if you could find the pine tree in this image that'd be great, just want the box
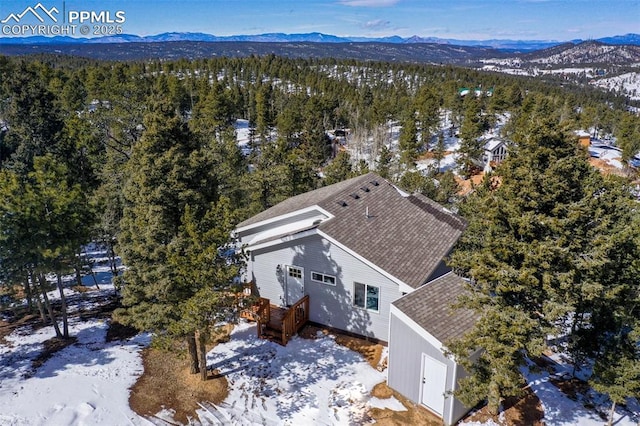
[433,131,447,172]
[0,155,94,338]
[458,95,487,177]
[323,150,353,185]
[376,145,393,180]
[415,87,441,147]
[615,113,640,166]
[590,330,640,426]
[434,170,459,206]
[167,200,244,380]
[397,170,437,198]
[448,98,640,415]
[116,99,228,375]
[1,62,65,174]
[398,114,419,168]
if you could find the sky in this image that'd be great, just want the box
[0,0,638,41]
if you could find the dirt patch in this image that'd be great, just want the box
[334,334,383,369]
[455,172,487,196]
[550,376,591,401]
[0,313,42,345]
[29,336,77,373]
[589,157,628,177]
[129,338,229,424]
[461,385,544,426]
[368,382,442,426]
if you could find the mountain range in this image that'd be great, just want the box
[2,31,640,52]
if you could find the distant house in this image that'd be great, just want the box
[236,172,476,424]
[459,87,494,98]
[575,130,591,147]
[482,138,508,169]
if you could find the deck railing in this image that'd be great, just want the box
[280,295,310,345]
[254,297,271,338]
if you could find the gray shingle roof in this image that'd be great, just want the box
[237,176,366,228]
[393,272,478,344]
[238,172,466,288]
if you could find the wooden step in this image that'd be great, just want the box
[261,326,284,345]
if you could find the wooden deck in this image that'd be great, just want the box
[267,305,287,331]
[242,295,310,345]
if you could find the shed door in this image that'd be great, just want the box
[420,353,447,416]
[285,265,304,306]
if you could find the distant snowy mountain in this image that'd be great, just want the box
[1,31,639,51]
[597,33,640,45]
[523,41,640,65]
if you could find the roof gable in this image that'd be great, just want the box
[392,272,478,344]
[238,172,466,289]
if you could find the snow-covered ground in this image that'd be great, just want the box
[1,280,638,425]
[520,357,639,426]
[0,243,396,425]
[0,283,151,426]
[0,303,392,425]
[588,142,625,168]
[197,322,389,425]
[591,72,640,101]
[235,119,252,156]
[2,313,638,426]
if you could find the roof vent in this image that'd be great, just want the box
[337,200,348,207]
[313,219,322,225]
[361,186,370,193]
[350,193,360,199]
[370,180,379,186]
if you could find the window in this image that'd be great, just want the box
[288,267,302,279]
[311,271,336,286]
[353,282,379,312]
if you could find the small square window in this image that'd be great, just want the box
[288,267,302,279]
[354,282,379,312]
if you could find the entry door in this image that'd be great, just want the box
[420,354,448,416]
[285,265,304,306]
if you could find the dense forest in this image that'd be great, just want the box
[0,53,638,418]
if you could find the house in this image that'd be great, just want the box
[235,172,477,424]
[482,137,508,169]
[575,130,591,147]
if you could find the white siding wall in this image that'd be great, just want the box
[249,233,403,341]
[387,311,470,425]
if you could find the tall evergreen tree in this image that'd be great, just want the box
[323,150,353,185]
[0,155,94,337]
[457,95,487,177]
[448,98,640,415]
[398,114,419,168]
[415,87,441,147]
[116,99,234,375]
[376,144,393,180]
[615,113,640,166]
[1,62,65,174]
[433,131,447,172]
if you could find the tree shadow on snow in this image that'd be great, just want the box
[206,322,372,421]
[32,322,146,379]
